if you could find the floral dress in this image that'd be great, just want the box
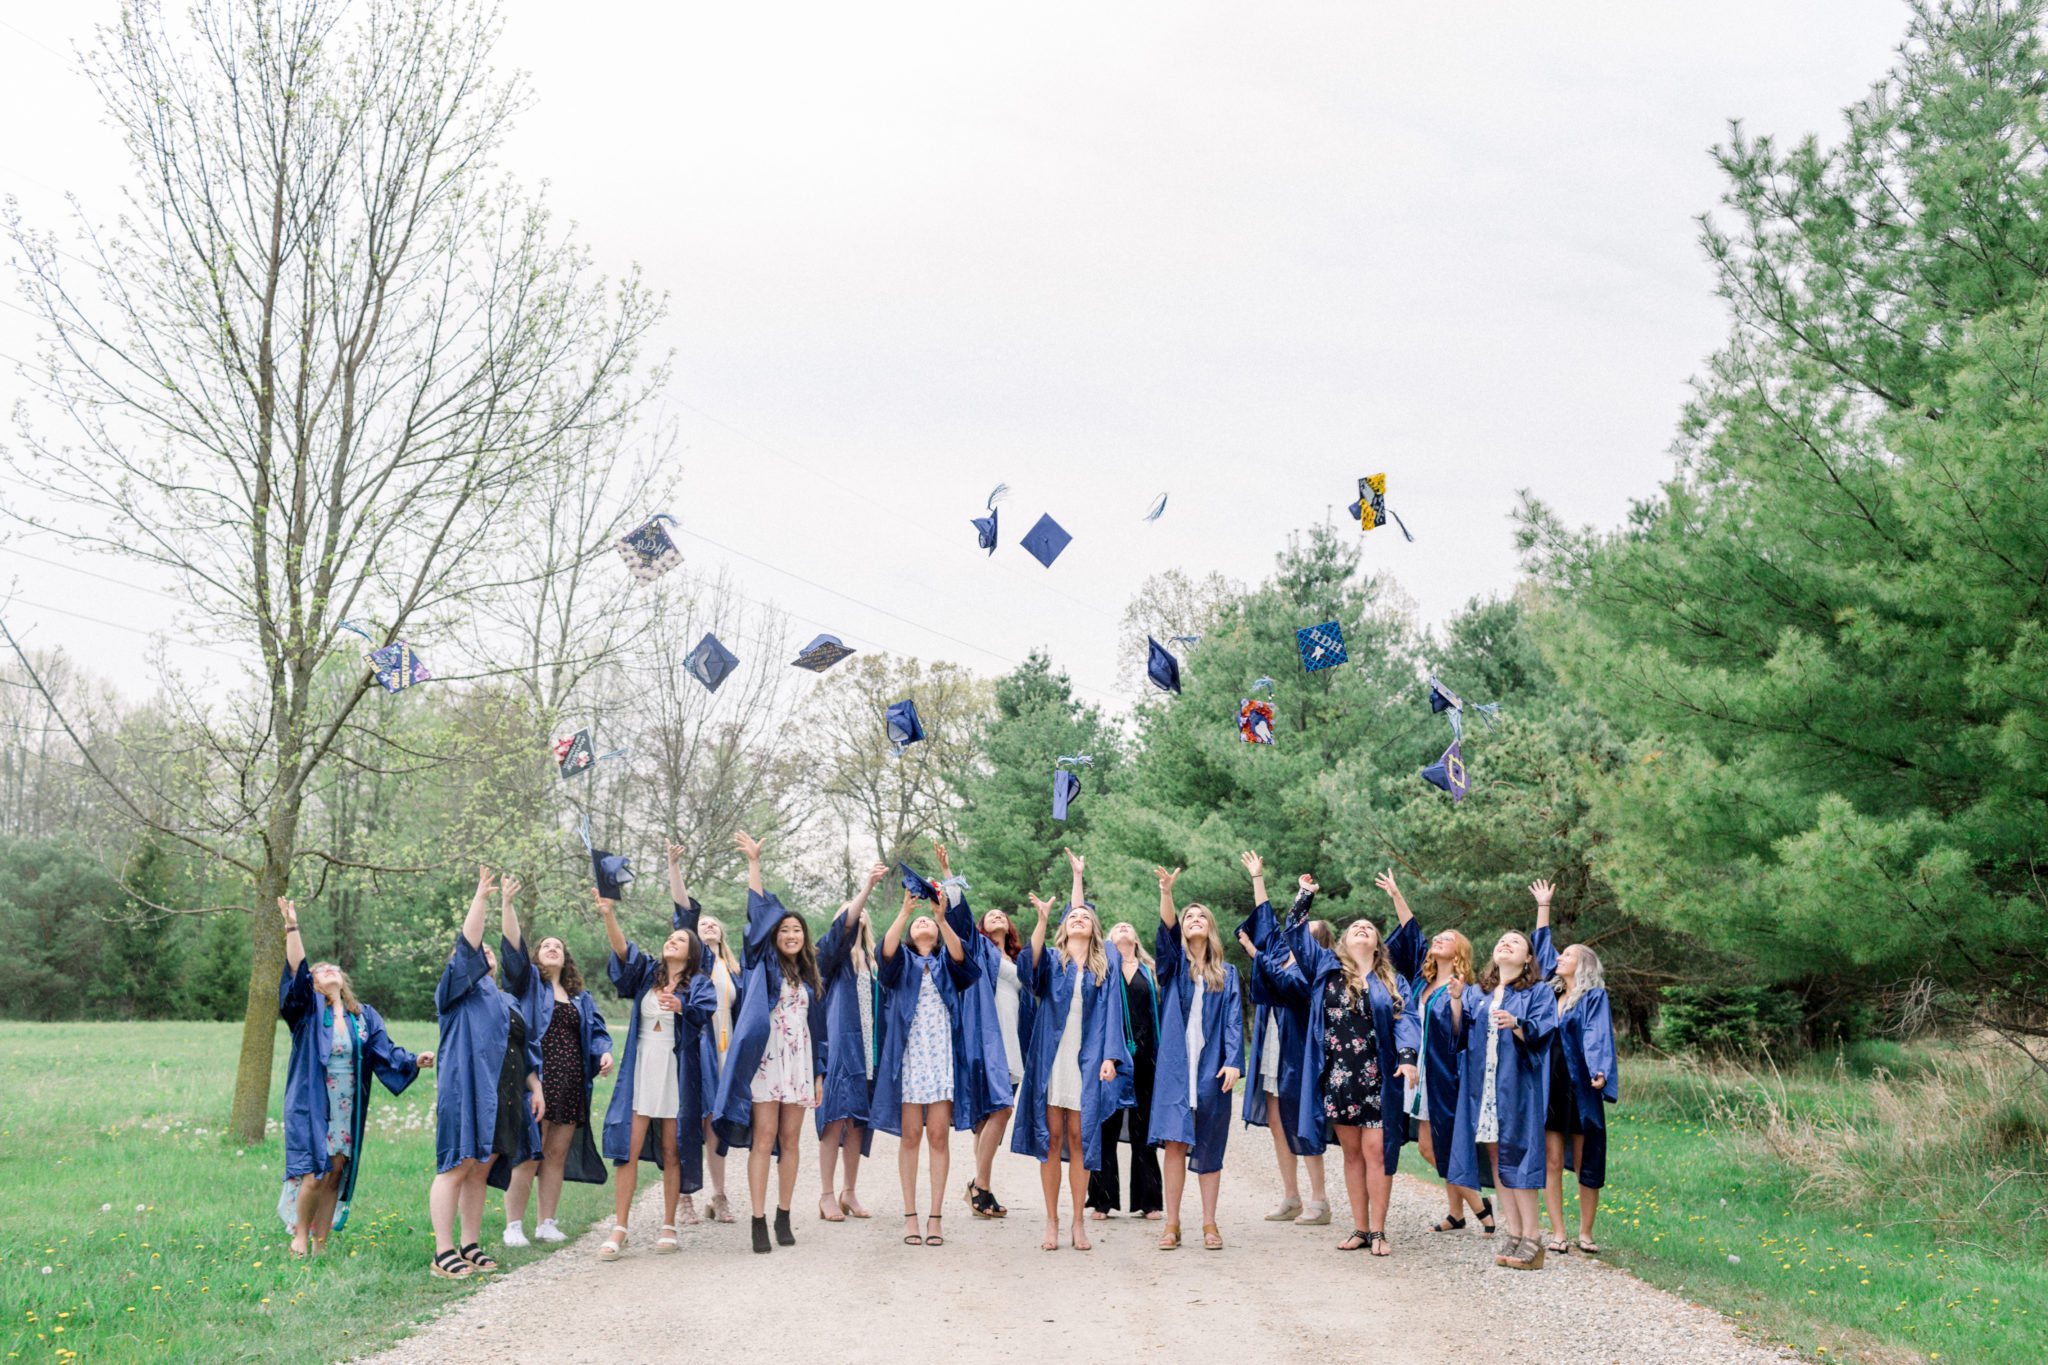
[1320,977,1383,1127]
[899,957,955,1105]
[750,977,816,1106]
[322,1007,361,1162]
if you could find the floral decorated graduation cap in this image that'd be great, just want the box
[616,513,684,583]
[791,634,857,672]
[553,729,628,780]
[1145,636,1182,695]
[1019,513,1073,569]
[1348,474,1414,541]
[1420,739,1468,802]
[1239,677,1276,745]
[683,632,740,693]
[1296,620,1348,672]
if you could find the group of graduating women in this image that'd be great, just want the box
[273,833,1619,1277]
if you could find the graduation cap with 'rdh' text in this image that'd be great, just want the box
[886,698,924,755]
[1019,514,1073,569]
[1420,739,1468,803]
[791,634,857,672]
[684,632,740,694]
[1145,636,1182,695]
[1296,621,1348,672]
[616,514,684,583]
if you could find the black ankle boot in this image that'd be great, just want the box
[751,1215,772,1254]
[774,1207,795,1246]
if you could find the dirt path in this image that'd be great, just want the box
[358,1144,1796,1365]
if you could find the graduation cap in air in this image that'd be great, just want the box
[1142,493,1168,522]
[1347,474,1414,542]
[1019,514,1072,569]
[580,815,636,898]
[1238,678,1276,745]
[616,514,684,584]
[1296,620,1348,672]
[1420,739,1469,803]
[886,698,924,755]
[1145,636,1182,695]
[897,861,940,902]
[366,641,430,693]
[972,483,1007,556]
[792,634,857,672]
[1052,753,1092,822]
[684,632,740,694]
[1428,674,1463,714]
[554,730,628,780]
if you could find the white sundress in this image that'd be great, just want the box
[1045,966,1087,1112]
[995,956,1023,1084]
[1260,1004,1283,1096]
[899,957,955,1105]
[1476,984,1506,1143]
[855,959,876,1081]
[632,990,681,1119]
[750,977,815,1105]
[1185,977,1207,1111]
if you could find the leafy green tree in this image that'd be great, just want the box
[92,839,185,1020]
[0,839,122,1020]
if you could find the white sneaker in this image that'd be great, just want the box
[534,1219,566,1243]
[501,1220,530,1247]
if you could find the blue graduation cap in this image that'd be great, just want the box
[1052,753,1091,821]
[579,815,636,897]
[1019,514,1072,569]
[886,698,924,754]
[1142,493,1168,522]
[897,861,940,902]
[367,641,430,693]
[1296,621,1348,672]
[1428,674,1463,714]
[554,730,627,780]
[1145,636,1181,695]
[1420,740,1468,802]
[684,632,740,693]
[792,634,857,672]
[616,514,684,583]
[972,483,1006,555]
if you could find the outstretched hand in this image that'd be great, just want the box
[667,841,687,869]
[864,860,889,890]
[1239,851,1263,879]
[1154,866,1180,892]
[933,841,951,879]
[277,897,298,930]
[1064,846,1084,875]
[1236,929,1257,957]
[474,865,497,898]
[1529,879,1555,907]
[1298,873,1319,896]
[734,830,763,862]
[499,875,521,906]
[1374,869,1400,899]
[1027,891,1055,920]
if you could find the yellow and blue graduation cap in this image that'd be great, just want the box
[1145,636,1182,695]
[1420,739,1468,802]
[971,484,1006,555]
[684,632,740,693]
[1052,753,1091,821]
[579,815,636,898]
[792,634,857,672]
[1019,514,1072,569]
[616,513,684,583]
[1296,620,1347,672]
[886,698,924,755]
[1348,474,1415,542]
[897,861,940,902]
[341,621,430,693]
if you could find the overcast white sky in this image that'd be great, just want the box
[0,1,1907,706]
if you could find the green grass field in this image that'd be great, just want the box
[0,1021,619,1365]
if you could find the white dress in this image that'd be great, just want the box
[1185,977,1207,1111]
[1476,985,1505,1143]
[632,990,680,1119]
[1045,967,1086,1112]
[750,977,815,1105]
[1260,1006,1283,1096]
[899,958,955,1105]
[994,956,1023,1084]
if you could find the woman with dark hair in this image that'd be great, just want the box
[924,843,1017,1223]
[1085,918,1160,1223]
[277,896,430,1258]
[686,874,743,1224]
[711,830,827,1254]
[1450,901,1560,1271]
[813,859,888,1223]
[594,883,711,1260]
[966,902,1029,1218]
[1149,867,1244,1251]
[500,889,612,1249]
[1234,852,1332,1228]
[1542,936,1617,1255]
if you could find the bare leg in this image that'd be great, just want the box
[310,1160,345,1248]
[899,1103,926,1239]
[1575,1134,1601,1243]
[504,1158,538,1231]
[1266,1117,1300,1201]
[1506,1185,1540,1248]
[1063,1110,1090,1249]
[537,1122,574,1224]
[659,1120,683,1226]
[1161,1140,1189,1229]
[818,1119,846,1219]
[774,1102,805,1213]
[1197,1168,1222,1227]
[702,1117,728,1202]
[458,1161,489,1248]
[615,1115,651,1228]
[1543,1130,1569,1247]
[925,1100,953,1239]
[841,1124,866,1212]
[1303,1151,1327,1204]
[974,1105,1012,1201]
[1362,1127,1391,1252]
[1038,1108,1063,1251]
[1336,1126,1368,1233]
[291,1173,322,1255]
[747,1102,779,1218]
[428,1161,477,1255]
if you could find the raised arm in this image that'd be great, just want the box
[1239,850,1267,908]
[499,874,523,952]
[1285,873,1318,928]
[1026,890,1053,968]
[1066,846,1085,909]
[461,866,494,949]
[1375,869,1413,926]
[882,888,915,959]
[667,841,693,911]
[737,829,764,896]
[844,860,886,929]
[1155,865,1181,928]
[279,897,304,974]
[1529,879,1559,977]
[597,889,628,960]
[934,894,969,965]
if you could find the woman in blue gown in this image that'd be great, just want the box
[931,843,1020,1220]
[1449,919,1559,1270]
[1542,936,1618,1256]
[1010,848,1131,1253]
[1233,851,1331,1226]
[276,897,430,1258]
[812,860,888,1222]
[1398,910,1491,1236]
[1149,867,1244,1251]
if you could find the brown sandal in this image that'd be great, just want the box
[1202,1223,1223,1250]
[1157,1224,1181,1250]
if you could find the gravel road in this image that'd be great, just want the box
[355,1143,1801,1365]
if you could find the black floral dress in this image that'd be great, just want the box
[540,1001,588,1127]
[1321,977,1384,1127]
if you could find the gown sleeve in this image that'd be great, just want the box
[1221,967,1246,1073]
[1282,916,1339,990]
[608,943,657,1001]
[944,940,980,990]
[586,996,613,1064]
[279,960,314,1023]
[1386,916,1425,984]
[1531,924,1559,980]
[878,942,908,990]
[742,889,789,968]
[1234,898,1278,955]
[943,883,977,942]
[359,1003,421,1095]
[1580,988,1618,1100]
[816,913,854,982]
[1514,982,1560,1052]
[680,973,717,1029]
[1394,989,1422,1058]
[1100,943,1131,1076]
[672,896,702,936]
[1023,941,1053,999]
[1255,946,1312,1009]
[434,934,490,1015]
[1154,919,1185,989]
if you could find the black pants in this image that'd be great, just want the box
[1086,1109,1162,1214]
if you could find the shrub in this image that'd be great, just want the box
[1656,984,1804,1056]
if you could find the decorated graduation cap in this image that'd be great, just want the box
[1142,492,1168,522]
[886,698,924,755]
[1052,753,1092,822]
[1239,677,1276,745]
[340,621,430,693]
[579,815,636,898]
[1424,669,1500,744]
[1145,636,1182,695]
[897,861,941,903]
[791,634,857,672]
[971,484,1007,556]
[1347,474,1414,542]
[1420,739,1469,803]
[553,729,628,781]
[1428,674,1463,714]
[1019,513,1073,569]
[684,632,740,694]
[1296,620,1348,672]
[616,513,684,583]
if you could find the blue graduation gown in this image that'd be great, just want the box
[278,962,418,1228]
[711,889,827,1149]
[870,942,979,1135]
[1148,923,1244,1174]
[1558,986,1619,1128]
[813,910,880,1150]
[1273,917,1414,1177]
[601,943,715,1187]
[1403,970,1475,1182]
[1233,899,1325,1155]
[943,887,1019,1128]
[501,937,612,1185]
[1448,980,1558,1190]
[670,897,743,1149]
[433,935,512,1173]
[1010,938,1132,1171]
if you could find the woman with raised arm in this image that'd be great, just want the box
[711,830,827,1254]
[1085,921,1161,1222]
[277,897,430,1258]
[687,874,743,1224]
[919,842,1019,1222]
[814,859,888,1223]
[1149,867,1245,1251]
[1234,852,1332,1228]
[593,880,712,1260]
[499,878,613,1248]
[1449,897,1561,1270]
[966,903,1028,1219]
[1011,848,1132,1252]
[428,867,540,1279]
[1542,937,1618,1256]
[874,855,980,1247]
[1398,890,1492,1238]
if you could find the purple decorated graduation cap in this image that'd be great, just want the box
[1019,514,1072,569]
[684,632,740,693]
[1420,739,1468,802]
[886,698,924,754]
[616,513,683,584]
[792,634,857,672]
[897,861,940,902]
[367,641,430,693]
[1296,620,1347,672]
[1145,636,1182,695]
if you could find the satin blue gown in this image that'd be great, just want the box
[433,934,513,1174]
[813,910,881,1150]
[602,942,716,1187]
[943,886,1019,1128]
[501,937,612,1185]
[1147,922,1244,1174]
[1010,936,1132,1171]
[278,961,419,1228]
[711,889,828,1149]
[1234,896,1326,1156]
[870,942,978,1134]
[1448,979,1558,1191]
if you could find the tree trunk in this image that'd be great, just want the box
[230,818,297,1142]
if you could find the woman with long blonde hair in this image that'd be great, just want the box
[1086,920,1161,1221]
[1011,848,1132,1252]
[1542,939,1616,1255]
[1149,867,1244,1251]
[687,892,742,1223]
[812,859,888,1223]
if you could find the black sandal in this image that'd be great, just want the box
[925,1215,944,1247]
[903,1213,923,1245]
[970,1184,1005,1219]
[430,1248,473,1279]
[1477,1199,1497,1235]
[458,1242,498,1273]
[1337,1229,1369,1251]
[1367,1230,1390,1256]
[1431,1215,1466,1233]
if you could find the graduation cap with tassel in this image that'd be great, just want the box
[616,513,684,583]
[1239,676,1277,745]
[554,729,629,781]
[886,698,924,757]
[971,483,1007,556]
[1348,474,1414,542]
[1052,753,1092,822]
[579,814,635,898]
